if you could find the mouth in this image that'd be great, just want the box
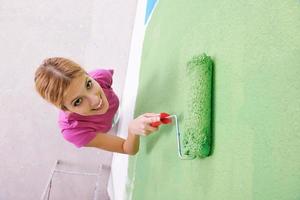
[92,102,103,111]
[92,95,104,111]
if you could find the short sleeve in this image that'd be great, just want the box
[88,69,114,89]
[61,128,97,148]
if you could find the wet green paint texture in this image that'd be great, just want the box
[127,1,300,200]
[182,54,213,158]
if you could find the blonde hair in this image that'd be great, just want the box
[34,57,86,111]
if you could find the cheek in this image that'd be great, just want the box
[93,81,102,92]
[72,102,89,113]
[77,107,91,115]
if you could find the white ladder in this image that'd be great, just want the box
[40,160,110,200]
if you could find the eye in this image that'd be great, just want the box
[87,79,93,89]
[74,98,82,107]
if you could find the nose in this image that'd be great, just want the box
[89,94,100,108]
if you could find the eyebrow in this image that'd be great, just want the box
[70,77,89,105]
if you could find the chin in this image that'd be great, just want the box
[74,104,108,116]
[88,107,109,116]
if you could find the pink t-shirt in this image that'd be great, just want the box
[58,69,119,148]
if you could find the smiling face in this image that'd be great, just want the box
[62,73,109,116]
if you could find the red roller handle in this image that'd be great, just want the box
[150,112,172,127]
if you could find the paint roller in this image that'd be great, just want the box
[151,53,213,159]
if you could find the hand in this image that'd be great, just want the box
[128,113,161,136]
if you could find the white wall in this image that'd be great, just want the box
[0,0,137,199]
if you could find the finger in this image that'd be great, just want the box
[145,124,159,132]
[150,121,161,127]
[138,130,147,136]
[144,116,161,124]
[143,130,152,136]
[143,113,160,118]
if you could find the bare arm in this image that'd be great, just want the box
[84,113,160,155]
[84,132,140,155]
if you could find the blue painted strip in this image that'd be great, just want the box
[145,0,158,24]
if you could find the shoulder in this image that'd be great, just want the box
[59,122,97,148]
[88,68,114,77]
[58,111,97,148]
[88,69,114,89]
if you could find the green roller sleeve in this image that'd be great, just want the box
[182,53,213,158]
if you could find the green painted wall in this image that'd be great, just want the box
[128,1,300,199]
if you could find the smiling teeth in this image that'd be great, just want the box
[94,100,102,109]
